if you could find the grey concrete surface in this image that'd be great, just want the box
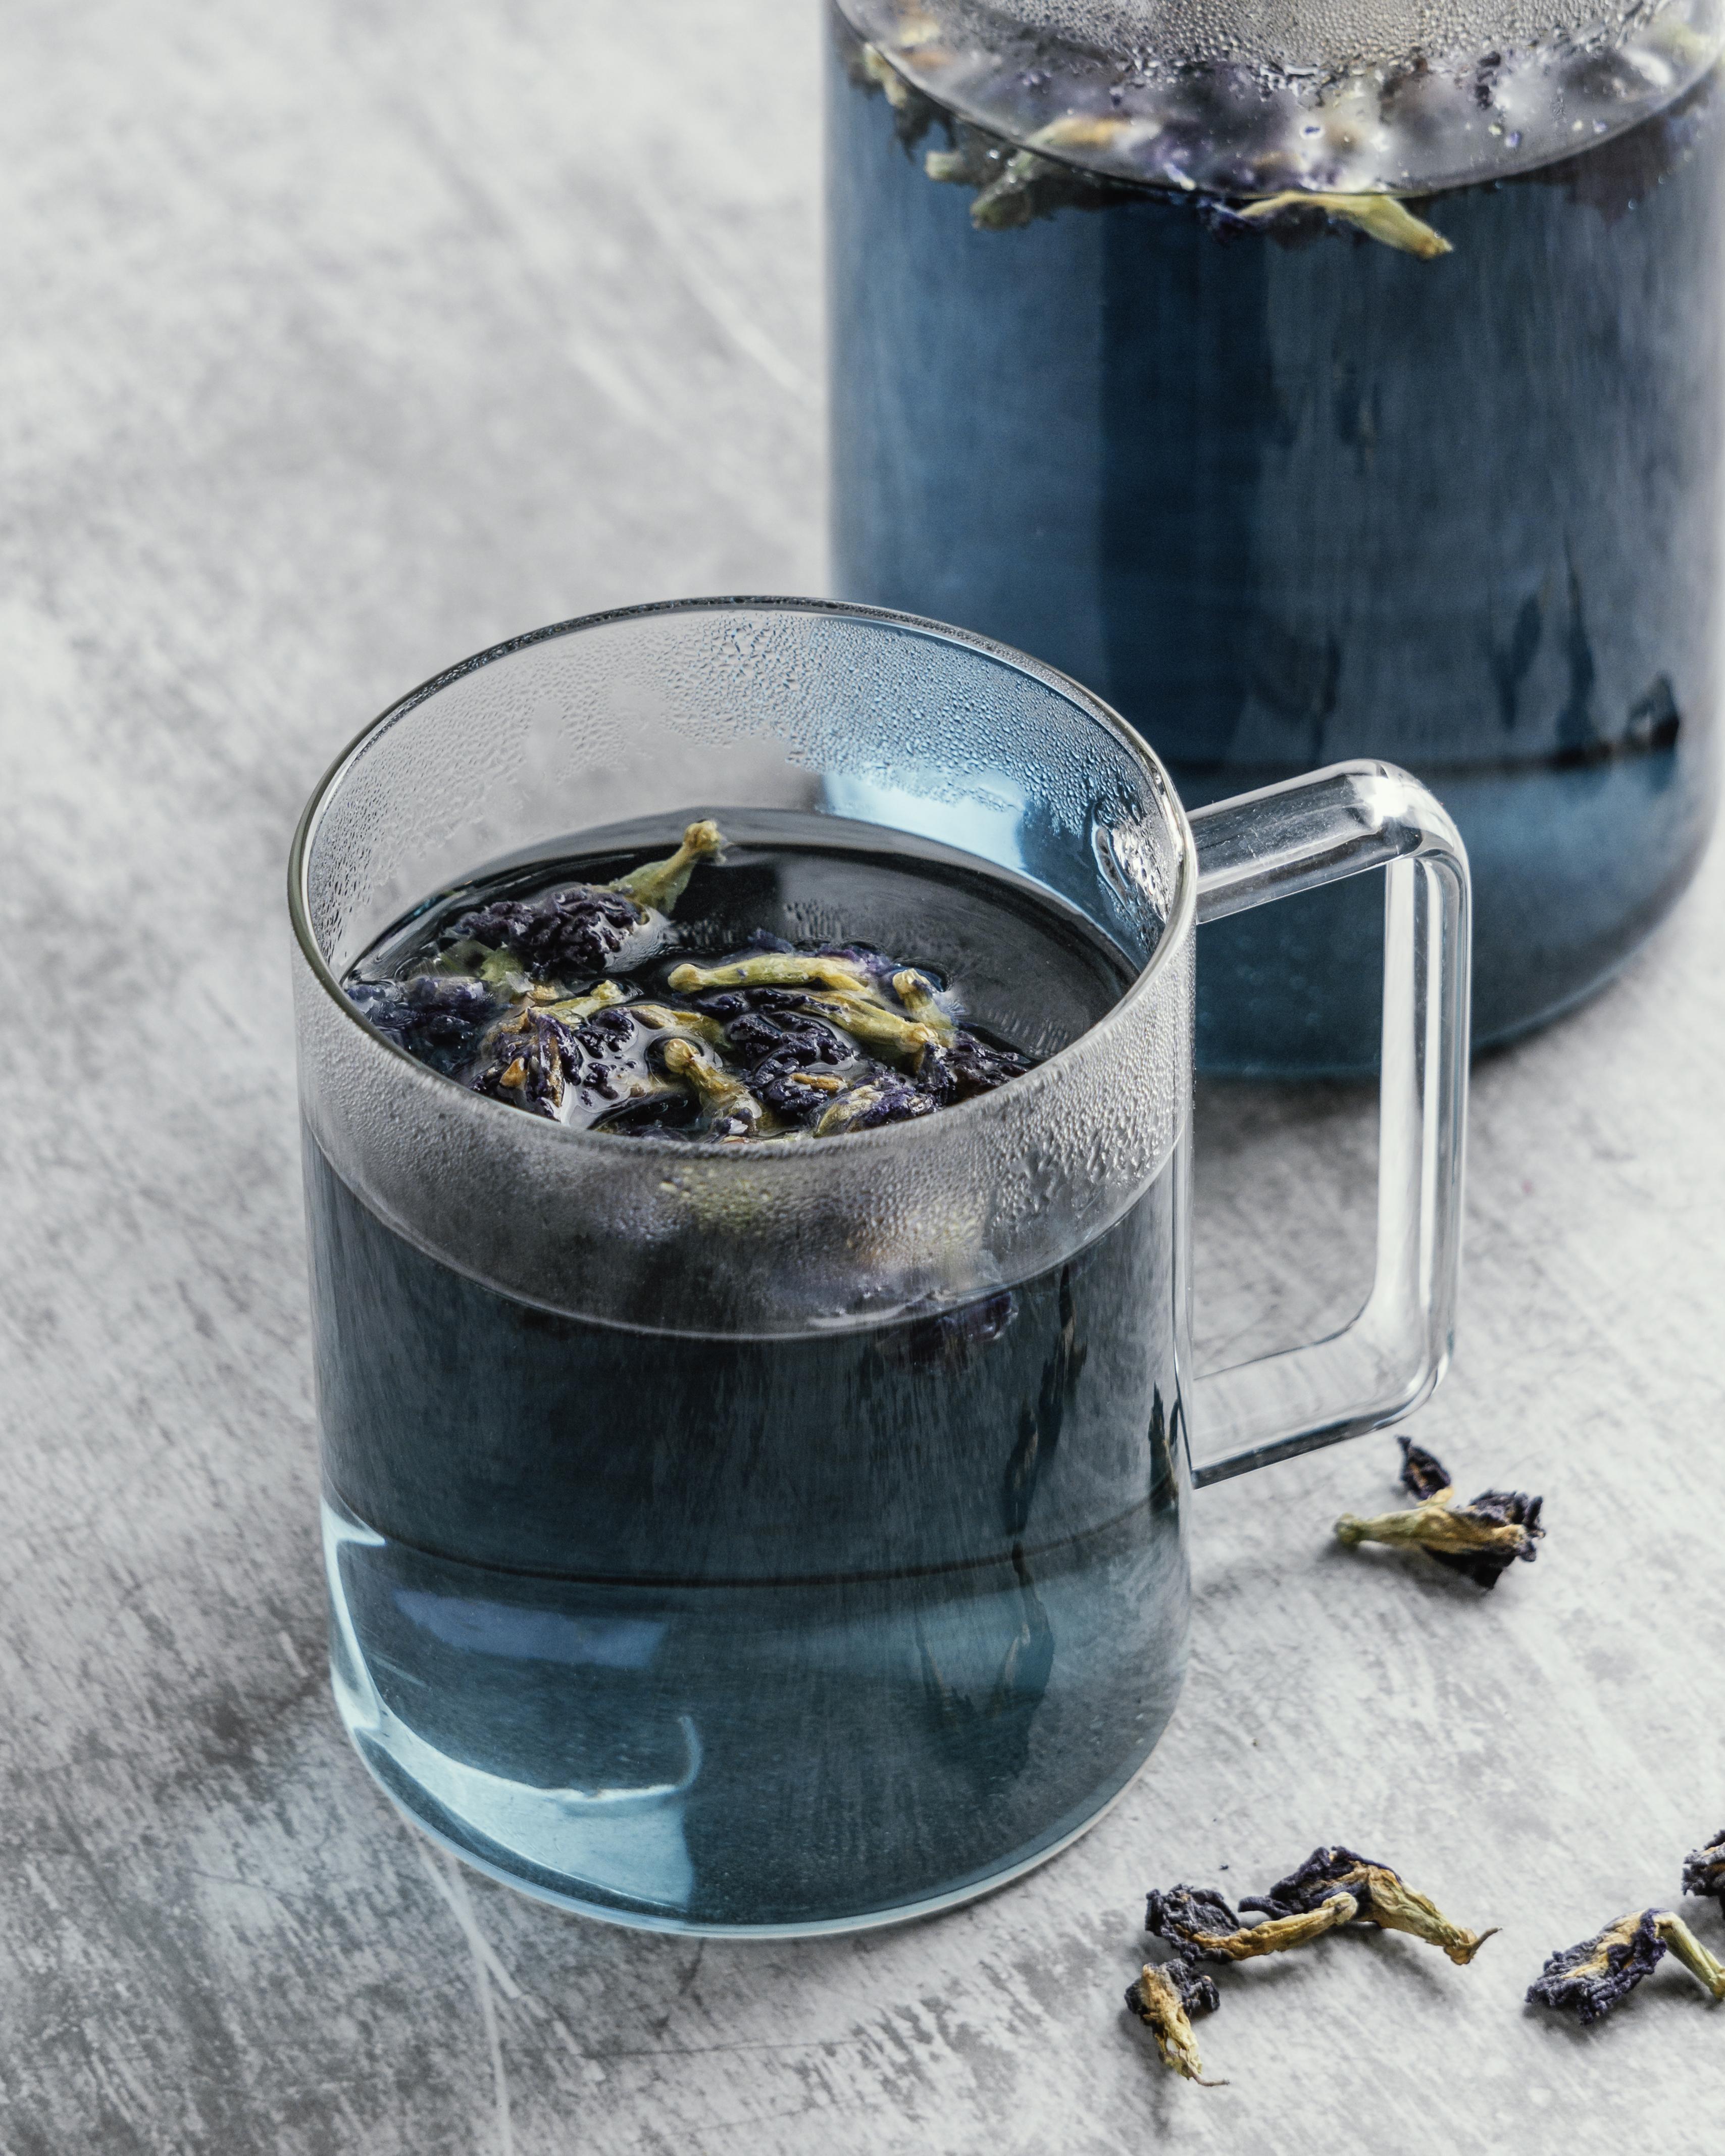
[2,3,1721,2150]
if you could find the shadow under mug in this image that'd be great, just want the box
[289,597,1469,1935]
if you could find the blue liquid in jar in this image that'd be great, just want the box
[828,18,1725,1072]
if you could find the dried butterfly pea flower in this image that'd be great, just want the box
[659,1038,767,1140]
[917,1032,1031,1106]
[445,823,724,983]
[1528,1910,1725,2025]
[1233,191,1453,260]
[346,975,495,1067]
[607,819,724,914]
[1397,1437,1452,1503]
[668,953,874,996]
[1125,1959,1225,2086]
[444,888,642,982]
[1145,1883,1358,1963]
[813,1074,937,1135]
[524,980,627,1027]
[630,1002,731,1050]
[798,994,937,1067]
[1682,1828,1725,1914]
[719,1008,853,1121]
[1659,1913,1725,2000]
[472,1009,578,1119]
[892,968,957,1042]
[1240,1847,1496,1965]
[1335,1440,1544,1589]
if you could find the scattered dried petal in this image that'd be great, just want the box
[1125,1960,1225,2085]
[1397,1437,1454,1503]
[1146,1883,1357,1963]
[1527,1910,1667,2025]
[1682,1828,1725,1915]
[1242,1847,1496,1966]
[1336,1446,1544,1589]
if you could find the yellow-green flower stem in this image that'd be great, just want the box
[1127,1967,1225,2086]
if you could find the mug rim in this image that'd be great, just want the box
[287,593,1198,1160]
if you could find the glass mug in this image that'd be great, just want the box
[289,597,1468,1935]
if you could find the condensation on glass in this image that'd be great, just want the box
[290,599,1468,1932]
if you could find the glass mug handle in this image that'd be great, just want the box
[1184,761,1472,1486]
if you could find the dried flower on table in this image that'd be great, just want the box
[1145,1882,1358,1962]
[1334,1438,1545,1588]
[1527,1909,1725,2024]
[1396,1438,1452,1502]
[1683,1828,1725,1915]
[1658,1913,1725,1999]
[1241,1846,1497,1965]
[1125,1958,1224,2085]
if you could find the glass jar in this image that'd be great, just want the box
[828,0,1725,1071]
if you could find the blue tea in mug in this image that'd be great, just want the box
[311,819,1186,1931]
[290,601,1466,1936]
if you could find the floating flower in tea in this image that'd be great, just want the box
[345,974,496,1070]
[344,820,1045,1142]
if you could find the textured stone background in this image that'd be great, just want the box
[2,2,1721,2149]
